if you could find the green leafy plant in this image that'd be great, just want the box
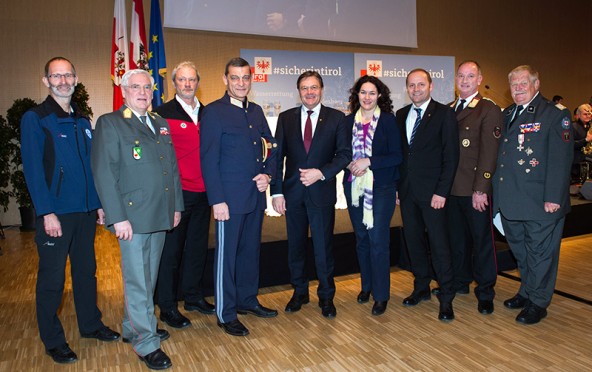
[0,115,13,211]
[73,82,93,120]
[6,98,37,209]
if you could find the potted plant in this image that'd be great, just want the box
[73,82,93,120]
[0,115,13,213]
[6,98,37,230]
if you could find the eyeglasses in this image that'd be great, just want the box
[299,85,320,92]
[228,75,251,83]
[47,73,76,80]
[126,84,153,92]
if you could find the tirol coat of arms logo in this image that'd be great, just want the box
[366,60,383,77]
[254,57,272,75]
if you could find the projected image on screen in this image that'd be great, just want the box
[164,0,417,48]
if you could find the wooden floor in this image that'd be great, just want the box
[0,228,591,371]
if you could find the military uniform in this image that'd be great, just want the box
[492,93,573,309]
[91,106,184,357]
[447,94,502,301]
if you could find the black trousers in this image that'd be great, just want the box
[285,197,336,301]
[400,194,455,303]
[447,195,497,300]
[156,190,211,312]
[35,212,103,350]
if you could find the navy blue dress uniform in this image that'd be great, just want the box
[91,106,184,357]
[492,93,573,318]
[200,93,277,325]
[446,94,502,303]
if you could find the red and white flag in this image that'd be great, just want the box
[130,0,148,71]
[111,0,129,110]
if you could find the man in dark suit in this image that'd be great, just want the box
[154,61,214,330]
[92,69,183,370]
[438,60,502,315]
[271,71,350,318]
[492,65,573,325]
[200,57,278,337]
[396,68,459,321]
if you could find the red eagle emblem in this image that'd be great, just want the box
[368,64,381,74]
[256,60,271,73]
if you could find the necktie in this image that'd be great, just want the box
[140,115,154,133]
[456,99,466,113]
[409,108,422,145]
[510,105,523,126]
[304,110,313,153]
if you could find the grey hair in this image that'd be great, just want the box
[172,61,200,82]
[121,69,154,87]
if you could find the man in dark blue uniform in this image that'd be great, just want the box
[200,57,278,337]
[493,65,573,325]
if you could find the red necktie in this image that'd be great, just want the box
[304,110,313,153]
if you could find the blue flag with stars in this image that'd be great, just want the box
[149,0,166,107]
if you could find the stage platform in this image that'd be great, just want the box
[198,196,592,295]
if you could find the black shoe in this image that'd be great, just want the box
[402,290,431,306]
[478,300,494,315]
[184,298,215,315]
[46,343,77,364]
[504,294,528,309]
[138,348,172,370]
[160,309,191,329]
[122,329,170,343]
[516,303,547,325]
[285,294,310,313]
[432,286,469,295]
[81,325,121,342]
[438,302,455,321]
[357,291,371,304]
[372,301,388,316]
[217,319,249,336]
[319,299,337,318]
[237,304,278,318]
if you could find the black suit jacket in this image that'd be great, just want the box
[270,105,350,207]
[396,99,459,202]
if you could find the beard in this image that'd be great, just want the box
[49,82,76,98]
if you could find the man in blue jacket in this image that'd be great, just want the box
[21,57,120,364]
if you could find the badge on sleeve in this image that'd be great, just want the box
[562,117,570,129]
[493,126,501,139]
[563,130,571,142]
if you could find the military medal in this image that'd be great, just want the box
[133,140,142,160]
[517,134,525,151]
[525,147,533,156]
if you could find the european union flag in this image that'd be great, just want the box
[149,0,167,107]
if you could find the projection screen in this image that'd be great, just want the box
[164,0,417,48]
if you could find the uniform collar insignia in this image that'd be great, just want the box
[467,97,480,108]
[123,108,132,119]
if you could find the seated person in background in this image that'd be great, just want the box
[572,104,592,182]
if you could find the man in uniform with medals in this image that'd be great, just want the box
[492,65,573,325]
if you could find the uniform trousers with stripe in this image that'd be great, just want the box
[214,209,263,323]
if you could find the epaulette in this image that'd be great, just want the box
[555,103,567,111]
